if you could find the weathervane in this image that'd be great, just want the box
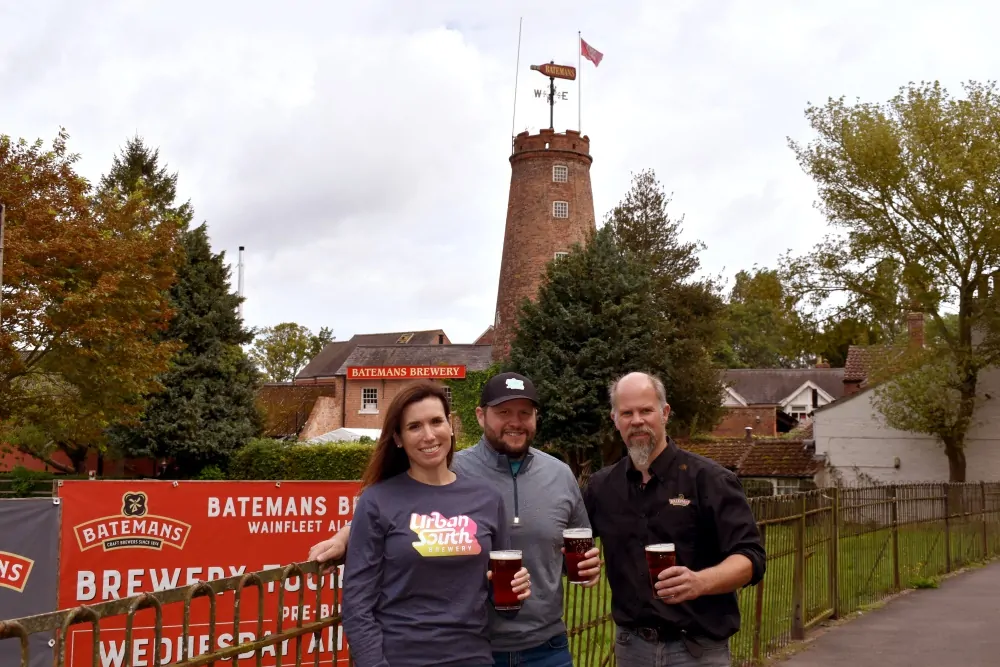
[530,61,576,130]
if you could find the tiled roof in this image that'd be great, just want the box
[723,368,845,405]
[255,383,338,438]
[334,344,495,375]
[297,329,448,379]
[844,345,874,382]
[681,438,821,478]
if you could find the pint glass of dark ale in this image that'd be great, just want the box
[489,550,523,611]
[563,528,594,584]
[645,543,676,597]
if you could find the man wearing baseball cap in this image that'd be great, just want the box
[309,371,602,667]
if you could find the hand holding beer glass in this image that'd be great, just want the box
[647,543,704,603]
[488,550,531,611]
[561,528,602,586]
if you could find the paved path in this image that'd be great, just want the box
[775,560,1000,666]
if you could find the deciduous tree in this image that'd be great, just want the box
[250,323,334,383]
[785,80,1000,481]
[0,130,181,471]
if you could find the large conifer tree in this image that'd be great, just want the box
[104,137,262,475]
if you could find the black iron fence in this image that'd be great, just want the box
[2,482,999,667]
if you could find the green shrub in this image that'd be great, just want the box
[229,438,373,480]
[196,465,227,480]
[5,466,52,497]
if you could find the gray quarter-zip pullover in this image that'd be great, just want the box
[452,438,592,652]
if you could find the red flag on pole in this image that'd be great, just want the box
[581,38,603,66]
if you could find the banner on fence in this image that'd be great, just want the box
[58,480,360,667]
[0,498,61,667]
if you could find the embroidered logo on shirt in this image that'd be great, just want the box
[409,512,482,557]
[669,494,691,507]
[505,378,525,390]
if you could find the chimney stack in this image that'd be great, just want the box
[237,245,245,319]
[907,312,924,349]
[815,356,830,369]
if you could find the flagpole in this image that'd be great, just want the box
[578,31,582,133]
[511,17,523,155]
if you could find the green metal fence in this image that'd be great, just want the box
[2,482,999,667]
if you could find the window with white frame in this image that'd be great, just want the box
[552,201,569,218]
[361,387,378,412]
[443,386,452,406]
[775,479,800,496]
[552,165,568,182]
[554,252,569,261]
[788,404,808,420]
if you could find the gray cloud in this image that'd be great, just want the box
[4,0,1000,344]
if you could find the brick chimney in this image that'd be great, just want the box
[815,356,830,368]
[907,312,924,349]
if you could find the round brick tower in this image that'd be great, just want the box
[491,128,596,362]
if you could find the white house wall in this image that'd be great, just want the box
[784,386,818,411]
[813,366,1000,485]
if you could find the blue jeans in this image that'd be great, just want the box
[492,633,573,667]
[613,625,730,666]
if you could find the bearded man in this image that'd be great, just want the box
[581,372,766,667]
[309,372,602,667]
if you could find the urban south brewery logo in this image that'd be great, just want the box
[0,550,33,593]
[73,491,192,552]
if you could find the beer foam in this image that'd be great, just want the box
[489,550,522,560]
[645,543,675,552]
[563,528,593,539]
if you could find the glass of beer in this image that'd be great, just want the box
[489,550,523,611]
[645,543,676,597]
[563,528,594,584]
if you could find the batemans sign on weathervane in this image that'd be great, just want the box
[530,62,576,80]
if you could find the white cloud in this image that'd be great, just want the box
[4,0,1000,343]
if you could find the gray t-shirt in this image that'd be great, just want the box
[341,472,510,667]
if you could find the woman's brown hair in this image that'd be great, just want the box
[359,380,456,490]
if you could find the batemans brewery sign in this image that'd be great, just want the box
[346,365,467,380]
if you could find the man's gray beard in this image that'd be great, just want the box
[627,441,655,467]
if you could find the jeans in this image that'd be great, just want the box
[613,625,731,667]
[492,633,574,667]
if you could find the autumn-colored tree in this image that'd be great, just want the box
[785,80,1000,481]
[250,323,334,382]
[0,130,181,471]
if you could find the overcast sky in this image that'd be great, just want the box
[5,0,999,344]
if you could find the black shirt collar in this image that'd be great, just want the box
[624,437,679,483]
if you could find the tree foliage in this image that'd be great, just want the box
[102,138,262,475]
[716,267,815,368]
[785,80,1000,481]
[444,364,501,446]
[508,172,725,474]
[0,130,182,472]
[250,323,334,383]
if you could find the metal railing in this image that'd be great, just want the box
[3,482,1000,667]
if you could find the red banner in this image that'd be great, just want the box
[346,365,466,380]
[57,480,360,667]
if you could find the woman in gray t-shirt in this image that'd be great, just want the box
[342,381,531,667]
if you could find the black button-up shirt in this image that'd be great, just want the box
[582,439,766,641]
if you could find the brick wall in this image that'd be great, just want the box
[711,406,778,438]
[492,129,597,361]
[298,394,345,440]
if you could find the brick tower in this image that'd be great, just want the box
[491,128,596,362]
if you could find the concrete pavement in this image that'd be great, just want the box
[774,560,1000,666]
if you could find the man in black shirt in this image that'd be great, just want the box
[582,372,765,666]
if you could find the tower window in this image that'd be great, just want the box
[552,201,569,218]
[552,165,568,182]
[554,252,569,261]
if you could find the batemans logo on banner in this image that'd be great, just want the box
[73,491,192,552]
[58,480,361,667]
[0,550,34,593]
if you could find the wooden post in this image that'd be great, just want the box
[890,485,901,591]
[792,495,806,640]
[944,483,952,573]
[830,486,840,619]
[752,523,766,663]
[982,481,989,558]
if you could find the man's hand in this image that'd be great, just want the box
[654,566,706,604]
[487,566,532,601]
[562,546,602,588]
[307,528,349,564]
